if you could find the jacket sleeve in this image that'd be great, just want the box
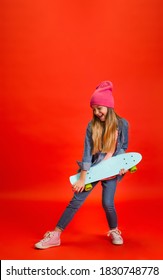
[121,119,129,151]
[77,122,93,171]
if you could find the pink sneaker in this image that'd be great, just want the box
[35,231,61,249]
[107,228,123,245]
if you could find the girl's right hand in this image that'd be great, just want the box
[72,179,85,193]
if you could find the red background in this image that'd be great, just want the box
[1,0,163,259]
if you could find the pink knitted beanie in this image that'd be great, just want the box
[90,81,114,108]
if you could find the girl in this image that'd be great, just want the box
[35,81,128,249]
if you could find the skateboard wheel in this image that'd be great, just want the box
[129,166,137,173]
[84,184,93,191]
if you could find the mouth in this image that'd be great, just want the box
[98,115,105,121]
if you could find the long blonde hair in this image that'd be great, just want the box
[91,108,119,155]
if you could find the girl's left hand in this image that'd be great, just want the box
[119,169,128,175]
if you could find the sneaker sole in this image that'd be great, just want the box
[111,240,123,245]
[35,242,61,249]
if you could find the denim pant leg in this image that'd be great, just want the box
[101,177,118,229]
[56,182,98,230]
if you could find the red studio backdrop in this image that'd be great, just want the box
[1,0,163,260]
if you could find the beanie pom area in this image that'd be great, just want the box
[96,81,113,91]
[90,80,114,108]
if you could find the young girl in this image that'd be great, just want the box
[35,81,128,249]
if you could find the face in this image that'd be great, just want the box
[92,105,108,122]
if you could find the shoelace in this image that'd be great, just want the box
[107,228,121,237]
[41,231,54,242]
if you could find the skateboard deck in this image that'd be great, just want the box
[69,152,142,185]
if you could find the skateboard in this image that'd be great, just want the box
[69,152,142,188]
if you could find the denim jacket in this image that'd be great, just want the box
[77,118,129,171]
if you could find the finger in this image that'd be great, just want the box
[72,185,77,192]
[120,169,127,175]
[76,186,83,193]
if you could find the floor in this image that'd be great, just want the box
[1,173,163,260]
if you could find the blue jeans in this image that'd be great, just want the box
[56,177,118,230]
